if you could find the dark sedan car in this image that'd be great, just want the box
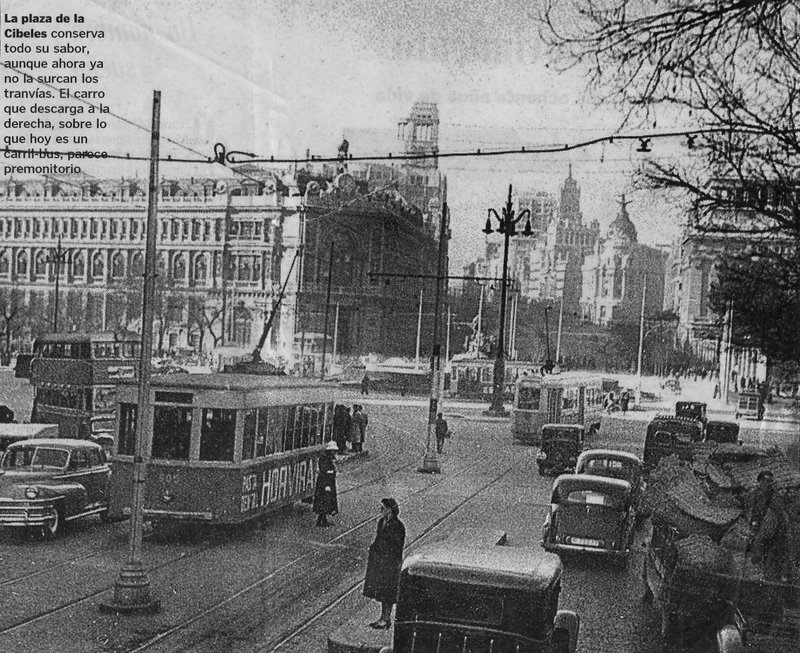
[0,438,111,537]
[536,424,584,476]
[542,474,635,561]
[575,449,645,515]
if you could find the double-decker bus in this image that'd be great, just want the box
[29,332,140,442]
[511,372,611,445]
[107,374,337,527]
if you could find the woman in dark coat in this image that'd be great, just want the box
[363,497,406,629]
[313,441,339,527]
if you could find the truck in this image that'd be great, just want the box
[641,448,800,650]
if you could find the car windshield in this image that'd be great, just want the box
[583,458,633,481]
[1,446,69,470]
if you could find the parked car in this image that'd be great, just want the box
[536,424,584,476]
[704,420,740,445]
[541,474,635,561]
[575,449,645,515]
[380,543,579,653]
[0,438,111,537]
[643,415,701,474]
[675,401,707,426]
[735,391,764,420]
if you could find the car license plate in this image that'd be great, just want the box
[569,537,601,547]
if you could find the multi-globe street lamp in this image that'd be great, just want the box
[482,185,532,415]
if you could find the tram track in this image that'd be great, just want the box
[0,407,519,652]
[124,422,520,653]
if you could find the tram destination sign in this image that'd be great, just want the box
[240,456,318,513]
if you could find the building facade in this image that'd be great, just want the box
[0,103,446,367]
[580,196,667,326]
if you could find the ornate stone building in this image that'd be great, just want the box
[0,103,446,365]
[580,196,667,326]
[507,167,599,313]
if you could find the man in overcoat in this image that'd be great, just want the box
[313,441,339,527]
[363,497,406,629]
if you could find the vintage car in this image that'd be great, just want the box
[536,424,584,476]
[675,401,708,427]
[0,438,111,537]
[541,474,635,561]
[575,449,645,515]
[380,543,579,653]
[643,415,700,474]
[705,420,740,445]
[735,391,764,421]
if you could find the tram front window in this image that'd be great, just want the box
[200,408,236,462]
[152,406,192,460]
[518,386,541,410]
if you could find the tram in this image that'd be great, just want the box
[449,358,536,401]
[107,374,337,526]
[29,332,140,441]
[511,372,609,445]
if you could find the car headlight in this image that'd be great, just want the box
[25,487,40,499]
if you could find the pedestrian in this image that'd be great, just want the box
[342,406,352,453]
[620,391,630,414]
[749,470,789,583]
[713,382,721,399]
[361,372,370,396]
[351,404,368,453]
[435,412,449,454]
[333,404,348,454]
[313,441,339,527]
[364,497,406,629]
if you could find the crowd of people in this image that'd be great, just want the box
[332,404,369,455]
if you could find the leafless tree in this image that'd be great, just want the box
[0,289,27,362]
[542,0,800,254]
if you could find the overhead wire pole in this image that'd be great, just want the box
[419,202,449,474]
[320,240,335,379]
[101,90,162,615]
[635,275,648,407]
[47,235,66,332]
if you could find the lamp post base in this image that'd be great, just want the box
[418,451,441,474]
[99,561,161,615]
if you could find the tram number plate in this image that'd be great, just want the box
[159,472,181,484]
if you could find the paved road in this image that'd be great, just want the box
[0,370,796,652]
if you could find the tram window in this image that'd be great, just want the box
[283,406,299,451]
[118,403,137,456]
[518,386,541,410]
[254,409,269,457]
[242,409,257,460]
[152,406,192,460]
[200,408,236,462]
[266,407,286,454]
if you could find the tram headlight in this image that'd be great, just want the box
[25,486,40,499]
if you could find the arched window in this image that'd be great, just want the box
[16,251,28,276]
[130,252,143,278]
[72,251,85,278]
[194,255,207,282]
[34,250,48,277]
[92,252,105,279]
[111,252,125,279]
[0,251,9,275]
[173,254,186,281]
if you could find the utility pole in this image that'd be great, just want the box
[415,288,423,368]
[635,275,648,406]
[332,303,340,365]
[419,202,449,474]
[101,90,162,615]
[320,240,334,379]
[47,235,66,332]
[555,296,564,363]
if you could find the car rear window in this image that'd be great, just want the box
[560,489,624,509]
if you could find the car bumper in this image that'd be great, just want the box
[0,499,57,527]
[542,540,629,557]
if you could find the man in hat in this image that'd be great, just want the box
[313,441,339,527]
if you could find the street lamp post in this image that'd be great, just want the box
[482,185,532,415]
[46,235,66,332]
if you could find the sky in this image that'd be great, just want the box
[2,0,694,269]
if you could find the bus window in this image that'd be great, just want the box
[119,403,137,456]
[153,406,192,460]
[200,408,235,462]
[242,409,257,460]
[518,386,541,410]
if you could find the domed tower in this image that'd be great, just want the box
[607,194,638,245]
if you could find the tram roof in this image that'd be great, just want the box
[517,372,611,387]
[402,544,562,592]
[34,331,140,344]
[118,373,336,392]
